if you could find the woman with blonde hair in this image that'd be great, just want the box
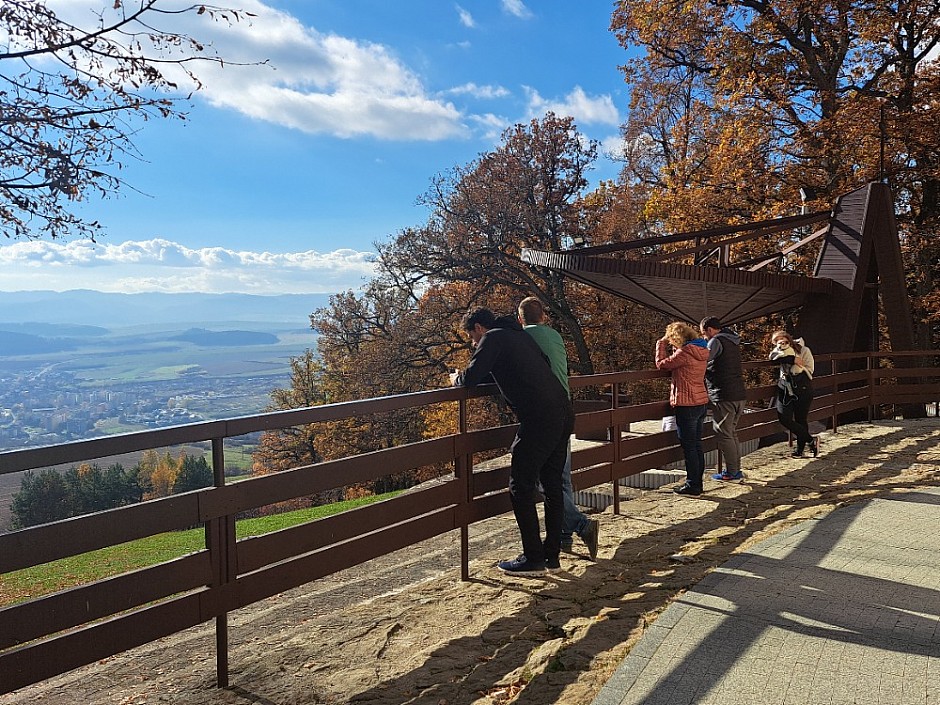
[769,330,817,457]
[656,322,710,495]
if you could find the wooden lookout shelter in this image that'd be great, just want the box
[521,182,918,360]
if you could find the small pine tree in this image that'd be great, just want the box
[173,455,214,494]
[11,469,71,528]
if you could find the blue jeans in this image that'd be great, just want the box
[560,441,588,543]
[675,404,707,490]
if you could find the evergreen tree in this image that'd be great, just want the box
[11,469,70,528]
[172,455,214,494]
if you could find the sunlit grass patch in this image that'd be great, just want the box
[0,491,400,607]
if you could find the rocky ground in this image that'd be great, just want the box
[3,418,939,705]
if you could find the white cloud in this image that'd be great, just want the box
[501,0,533,19]
[47,0,471,141]
[0,239,379,295]
[456,5,476,28]
[469,113,511,140]
[445,83,511,99]
[600,134,628,161]
[525,86,621,126]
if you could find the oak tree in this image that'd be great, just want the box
[378,113,601,374]
[0,1,251,240]
[611,0,940,346]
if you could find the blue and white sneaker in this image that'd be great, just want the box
[497,554,546,576]
[712,470,745,482]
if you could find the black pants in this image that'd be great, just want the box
[775,377,814,450]
[508,419,570,564]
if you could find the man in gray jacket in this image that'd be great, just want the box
[700,317,747,481]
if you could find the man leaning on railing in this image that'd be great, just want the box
[450,306,574,577]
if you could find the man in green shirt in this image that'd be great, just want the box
[518,296,599,561]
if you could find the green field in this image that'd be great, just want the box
[2,322,316,386]
[222,445,258,473]
[0,491,401,606]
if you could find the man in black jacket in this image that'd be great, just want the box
[700,316,747,481]
[452,307,574,576]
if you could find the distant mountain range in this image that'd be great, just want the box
[0,290,332,328]
[171,328,279,346]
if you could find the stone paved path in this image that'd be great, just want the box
[592,487,940,705]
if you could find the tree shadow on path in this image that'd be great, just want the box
[229,420,939,705]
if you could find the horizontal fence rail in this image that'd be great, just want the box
[0,350,937,694]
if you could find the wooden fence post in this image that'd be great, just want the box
[458,396,471,581]
[211,437,230,689]
[831,358,839,433]
[611,383,621,516]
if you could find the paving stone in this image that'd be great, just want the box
[591,484,940,705]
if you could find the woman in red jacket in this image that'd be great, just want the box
[656,322,710,495]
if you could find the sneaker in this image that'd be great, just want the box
[545,555,562,573]
[792,447,804,458]
[560,540,574,554]
[673,483,702,496]
[711,470,744,482]
[497,554,546,576]
[809,437,819,457]
[580,518,599,561]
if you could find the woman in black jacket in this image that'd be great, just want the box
[769,330,817,457]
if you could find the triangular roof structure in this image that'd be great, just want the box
[521,182,917,357]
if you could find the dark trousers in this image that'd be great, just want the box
[675,404,707,490]
[776,383,815,449]
[508,422,569,564]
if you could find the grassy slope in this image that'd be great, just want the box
[0,491,400,606]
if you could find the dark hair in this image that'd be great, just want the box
[700,316,722,331]
[460,307,497,332]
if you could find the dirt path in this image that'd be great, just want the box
[4,419,939,705]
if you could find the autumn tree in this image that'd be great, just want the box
[308,282,459,471]
[0,1,252,240]
[134,448,159,496]
[377,113,601,375]
[270,115,639,479]
[610,0,940,347]
[252,349,326,481]
[146,450,181,499]
[251,343,438,508]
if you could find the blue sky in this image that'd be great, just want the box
[0,1,631,295]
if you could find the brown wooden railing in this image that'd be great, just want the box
[1,350,937,694]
